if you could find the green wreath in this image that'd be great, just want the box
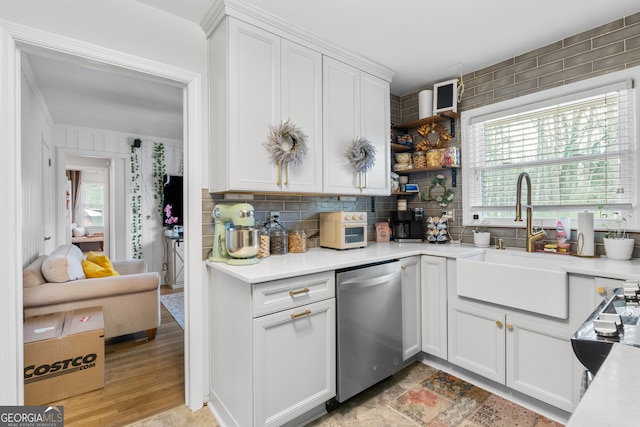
[421,174,455,207]
[264,120,308,167]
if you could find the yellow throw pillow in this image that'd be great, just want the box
[82,252,119,278]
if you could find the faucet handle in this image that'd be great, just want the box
[533,226,547,236]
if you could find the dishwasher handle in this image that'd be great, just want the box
[339,271,400,290]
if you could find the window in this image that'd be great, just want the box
[462,73,638,230]
[78,170,106,229]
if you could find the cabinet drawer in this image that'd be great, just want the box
[253,271,335,317]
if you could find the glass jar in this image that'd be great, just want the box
[412,151,427,169]
[257,227,270,258]
[270,227,288,255]
[427,149,442,167]
[288,229,307,253]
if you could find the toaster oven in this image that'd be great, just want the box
[319,211,367,250]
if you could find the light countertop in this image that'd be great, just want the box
[566,343,640,427]
[206,242,483,283]
[206,241,640,284]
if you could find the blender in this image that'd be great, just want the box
[210,203,260,265]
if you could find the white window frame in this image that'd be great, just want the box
[461,66,640,231]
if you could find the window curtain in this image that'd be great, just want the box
[66,170,82,225]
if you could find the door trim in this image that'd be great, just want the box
[2,21,206,410]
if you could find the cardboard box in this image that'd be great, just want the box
[24,307,105,405]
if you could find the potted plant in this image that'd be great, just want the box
[472,221,491,247]
[600,209,635,260]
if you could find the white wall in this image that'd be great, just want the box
[0,0,210,186]
[21,58,52,265]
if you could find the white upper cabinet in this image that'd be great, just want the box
[323,57,390,195]
[209,17,322,193]
[207,4,394,195]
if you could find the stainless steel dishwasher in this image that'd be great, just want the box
[336,260,403,402]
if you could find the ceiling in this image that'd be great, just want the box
[24,0,640,140]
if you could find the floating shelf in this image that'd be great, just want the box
[393,111,459,131]
[390,143,412,152]
[394,165,460,175]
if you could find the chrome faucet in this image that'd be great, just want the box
[515,172,546,252]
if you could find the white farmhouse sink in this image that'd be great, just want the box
[456,250,568,319]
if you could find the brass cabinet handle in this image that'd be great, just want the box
[597,287,606,295]
[276,164,281,185]
[284,164,289,185]
[289,288,310,297]
[401,265,407,270]
[290,310,311,319]
[506,323,514,331]
[496,320,503,328]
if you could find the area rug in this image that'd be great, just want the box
[160,292,184,329]
[389,371,563,427]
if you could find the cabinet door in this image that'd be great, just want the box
[401,256,421,360]
[421,255,447,359]
[506,314,582,412]
[253,299,336,427]
[322,57,360,194]
[359,71,390,195]
[228,19,282,192]
[280,40,323,193]
[448,301,505,384]
[322,57,390,195]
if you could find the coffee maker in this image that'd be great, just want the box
[392,207,425,243]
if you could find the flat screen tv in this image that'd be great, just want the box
[162,175,183,227]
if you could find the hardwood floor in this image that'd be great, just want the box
[50,286,185,426]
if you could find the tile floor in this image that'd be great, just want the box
[129,361,559,426]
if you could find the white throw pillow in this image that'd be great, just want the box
[72,227,86,237]
[41,244,86,282]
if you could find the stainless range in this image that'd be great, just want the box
[571,289,640,375]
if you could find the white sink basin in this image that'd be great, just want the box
[456,250,568,318]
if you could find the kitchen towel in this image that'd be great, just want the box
[577,211,595,256]
[419,89,433,119]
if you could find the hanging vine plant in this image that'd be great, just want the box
[152,143,166,217]
[130,144,143,259]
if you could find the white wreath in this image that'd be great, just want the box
[264,120,308,166]
[346,137,377,173]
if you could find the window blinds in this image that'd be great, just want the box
[466,83,635,217]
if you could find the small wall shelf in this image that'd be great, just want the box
[394,165,460,175]
[393,111,459,136]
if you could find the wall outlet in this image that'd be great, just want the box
[445,209,455,221]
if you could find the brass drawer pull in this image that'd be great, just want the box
[496,320,503,328]
[289,288,310,297]
[506,323,514,331]
[290,310,311,319]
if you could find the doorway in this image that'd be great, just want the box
[65,155,111,256]
[4,26,206,411]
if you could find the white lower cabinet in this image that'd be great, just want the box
[421,255,448,359]
[449,300,582,412]
[209,269,335,427]
[253,299,336,427]
[400,256,421,360]
[506,314,583,412]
